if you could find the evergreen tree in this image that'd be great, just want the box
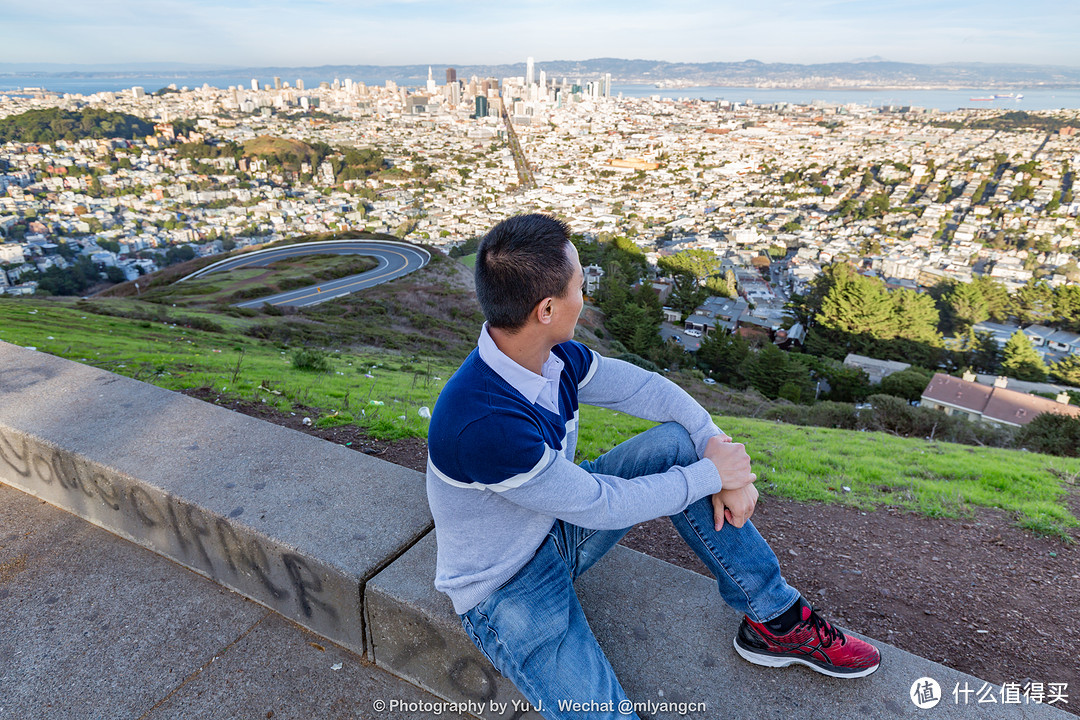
[669,272,707,318]
[696,330,750,384]
[1015,280,1055,325]
[740,343,813,401]
[725,268,738,295]
[971,276,1015,323]
[741,343,788,399]
[1050,354,1080,386]
[596,265,630,317]
[945,281,988,333]
[816,267,894,338]
[891,288,941,343]
[1001,330,1048,381]
[963,329,1002,374]
[1053,285,1080,332]
[703,275,732,298]
[608,236,648,280]
[607,303,661,356]
[658,248,721,282]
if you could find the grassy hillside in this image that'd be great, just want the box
[242,136,323,170]
[3,254,1078,539]
[576,408,1078,538]
[0,295,460,442]
[138,253,378,308]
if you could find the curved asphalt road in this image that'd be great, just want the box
[178,240,430,308]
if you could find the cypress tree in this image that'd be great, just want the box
[892,288,941,343]
[945,281,989,333]
[817,268,894,339]
[1050,354,1080,386]
[1001,330,1048,381]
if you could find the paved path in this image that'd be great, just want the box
[178,240,430,308]
[0,483,468,720]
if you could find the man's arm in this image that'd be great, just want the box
[578,351,725,456]
[578,350,759,530]
[493,452,722,530]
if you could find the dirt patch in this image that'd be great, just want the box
[182,387,1080,711]
[623,503,1079,708]
[181,387,430,471]
[0,554,29,583]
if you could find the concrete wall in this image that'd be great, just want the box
[0,341,432,656]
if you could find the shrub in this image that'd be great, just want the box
[290,348,332,372]
[940,417,1015,448]
[184,316,224,333]
[861,394,949,437]
[879,367,934,402]
[1017,413,1080,457]
[229,285,275,300]
[807,401,859,429]
[764,404,811,425]
[277,276,316,291]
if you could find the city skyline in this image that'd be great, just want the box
[1,0,1079,69]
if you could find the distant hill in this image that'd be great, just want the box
[0,108,155,144]
[243,136,323,170]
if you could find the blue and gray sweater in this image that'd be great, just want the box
[426,339,723,613]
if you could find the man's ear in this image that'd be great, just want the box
[535,296,555,325]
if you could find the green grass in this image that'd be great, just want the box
[576,407,1080,540]
[146,254,378,308]
[4,295,1078,540]
[458,253,477,268]
[0,297,455,442]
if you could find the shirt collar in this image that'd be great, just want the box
[477,323,564,406]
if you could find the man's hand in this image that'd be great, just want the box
[703,435,756,490]
[711,484,759,531]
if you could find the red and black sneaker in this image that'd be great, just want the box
[734,602,880,678]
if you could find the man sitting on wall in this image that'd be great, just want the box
[426,214,880,718]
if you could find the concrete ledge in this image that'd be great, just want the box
[0,341,433,656]
[368,534,1073,720]
[365,533,540,720]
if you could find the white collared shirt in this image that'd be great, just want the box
[476,323,564,414]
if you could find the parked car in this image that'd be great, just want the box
[684,328,702,338]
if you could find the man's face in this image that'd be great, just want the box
[549,242,584,344]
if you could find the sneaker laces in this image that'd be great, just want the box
[803,606,845,647]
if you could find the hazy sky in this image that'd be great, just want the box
[2,0,1078,68]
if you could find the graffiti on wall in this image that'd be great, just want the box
[0,428,337,624]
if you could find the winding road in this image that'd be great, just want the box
[177,240,430,308]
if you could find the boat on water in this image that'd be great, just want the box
[994,93,1016,99]
[969,97,994,101]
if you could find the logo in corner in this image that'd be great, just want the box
[910,677,942,709]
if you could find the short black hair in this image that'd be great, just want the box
[475,214,574,330]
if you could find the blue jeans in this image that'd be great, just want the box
[460,423,800,719]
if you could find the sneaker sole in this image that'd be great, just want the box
[733,636,880,679]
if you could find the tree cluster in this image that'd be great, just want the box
[793,264,942,366]
[0,108,155,144]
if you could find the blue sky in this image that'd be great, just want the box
[1,0,1078,68]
